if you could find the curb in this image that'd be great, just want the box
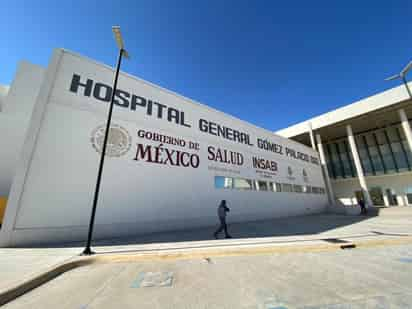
[0,259,93,306]
[1,235,412,306]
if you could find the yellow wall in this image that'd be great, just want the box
[0,197,7,224]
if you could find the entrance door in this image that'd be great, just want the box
[369,187,384,206]
[386,189,398,206]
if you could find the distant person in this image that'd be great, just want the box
[359,198,367,215]
[214,200,232,239]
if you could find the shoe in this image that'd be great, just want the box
[225,235,232,239]
[214,233,218,239]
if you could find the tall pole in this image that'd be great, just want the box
[385,60,412,99]
[82,48,124,255]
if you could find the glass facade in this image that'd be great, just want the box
[325,124,412,179]
[324,140,357,179]
[256,180,269,191]
[233,178,254,190]
[214,176,326,195]
[293,185,303,193]
[215,176,233,189]
[406,186,412,204]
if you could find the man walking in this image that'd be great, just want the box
[214,200,232,239]
[359,198,367,215]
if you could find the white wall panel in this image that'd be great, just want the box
[1,49,328,246]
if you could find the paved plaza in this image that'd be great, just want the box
[0,206,411,308]
[5,243,412,308]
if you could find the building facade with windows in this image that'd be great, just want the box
[277,82,412,208]
[0,49,328,247]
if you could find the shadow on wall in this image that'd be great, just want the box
[42,205,379,250]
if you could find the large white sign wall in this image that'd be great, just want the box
[0,49,328,246]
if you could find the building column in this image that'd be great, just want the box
[315,134,335,205]
[399,108,412,154]
[383,192,390,207]
[346,125,373,208]
[308,122,316,150]
[397,195,405,206]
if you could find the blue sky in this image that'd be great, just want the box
[1,1,412,131]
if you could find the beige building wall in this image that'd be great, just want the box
[332,172,412,207]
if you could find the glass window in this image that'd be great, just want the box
[324,150,336,179]
[233,178,254,190]
[364,133,384,174]
[369,187,384,206]
[389,127,409,171]
[327,144,343,178]
[293,185,303,193]
[386,126,398,142]
[303,185,311,193]
[402,140,412,166]
[257,180,268,191]
[368,144,385,174]
[282,183,293,192]
[376,130,396,173]
[311,187,320,194]
[405,186,412,205]
[214,176,233,189]
[336,142,353,177]
[269,182,282,192]
[320,188,326,194]
[392,141,408,171]
[386,188,398,205]
[398,125,412,164]
[380,143,396,173]
[344,140,357,177]
[356,136,373,176]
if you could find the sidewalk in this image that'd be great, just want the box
[0,247,79,292]
[0,206,411,302]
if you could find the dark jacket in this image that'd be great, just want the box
[218,204,230,218]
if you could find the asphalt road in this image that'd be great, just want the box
[4,243,412,308]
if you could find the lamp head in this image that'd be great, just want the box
[112,26,130,59]
[112,26,124,50]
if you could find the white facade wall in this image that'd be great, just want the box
[0,49,328,247]
[3,61,45,115]
[0,62,45,197]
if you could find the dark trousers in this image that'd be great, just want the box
[215,217,229,236]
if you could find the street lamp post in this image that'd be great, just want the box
[385,60,412,98]
[82,26,130,255]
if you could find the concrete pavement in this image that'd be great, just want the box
[0,247,79,293]
[0,206,411,306]
[5,243,412,308]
